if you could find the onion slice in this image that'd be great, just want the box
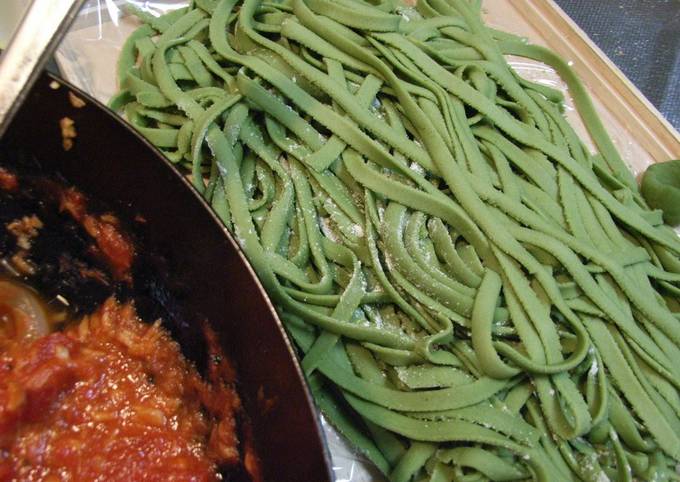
[0,279,50,342]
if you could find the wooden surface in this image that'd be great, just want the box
[482,0,680,174]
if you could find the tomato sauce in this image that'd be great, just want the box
[0,169,261,482]
[0,299,243,482]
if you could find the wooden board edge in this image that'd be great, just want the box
[513,0,680,161]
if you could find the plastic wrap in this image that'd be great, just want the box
[55,2,663,481]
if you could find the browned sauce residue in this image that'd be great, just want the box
[0,169,18,192]
[58,187,135,281]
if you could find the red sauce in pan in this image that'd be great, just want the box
[0,172,262,482]
[0,298,246,482]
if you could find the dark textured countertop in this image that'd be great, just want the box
[554,0,680,131]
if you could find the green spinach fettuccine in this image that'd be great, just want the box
[111,0,680,480]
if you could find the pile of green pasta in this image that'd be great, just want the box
[112,0,680,480]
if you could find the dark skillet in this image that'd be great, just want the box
[0,72,333,482]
